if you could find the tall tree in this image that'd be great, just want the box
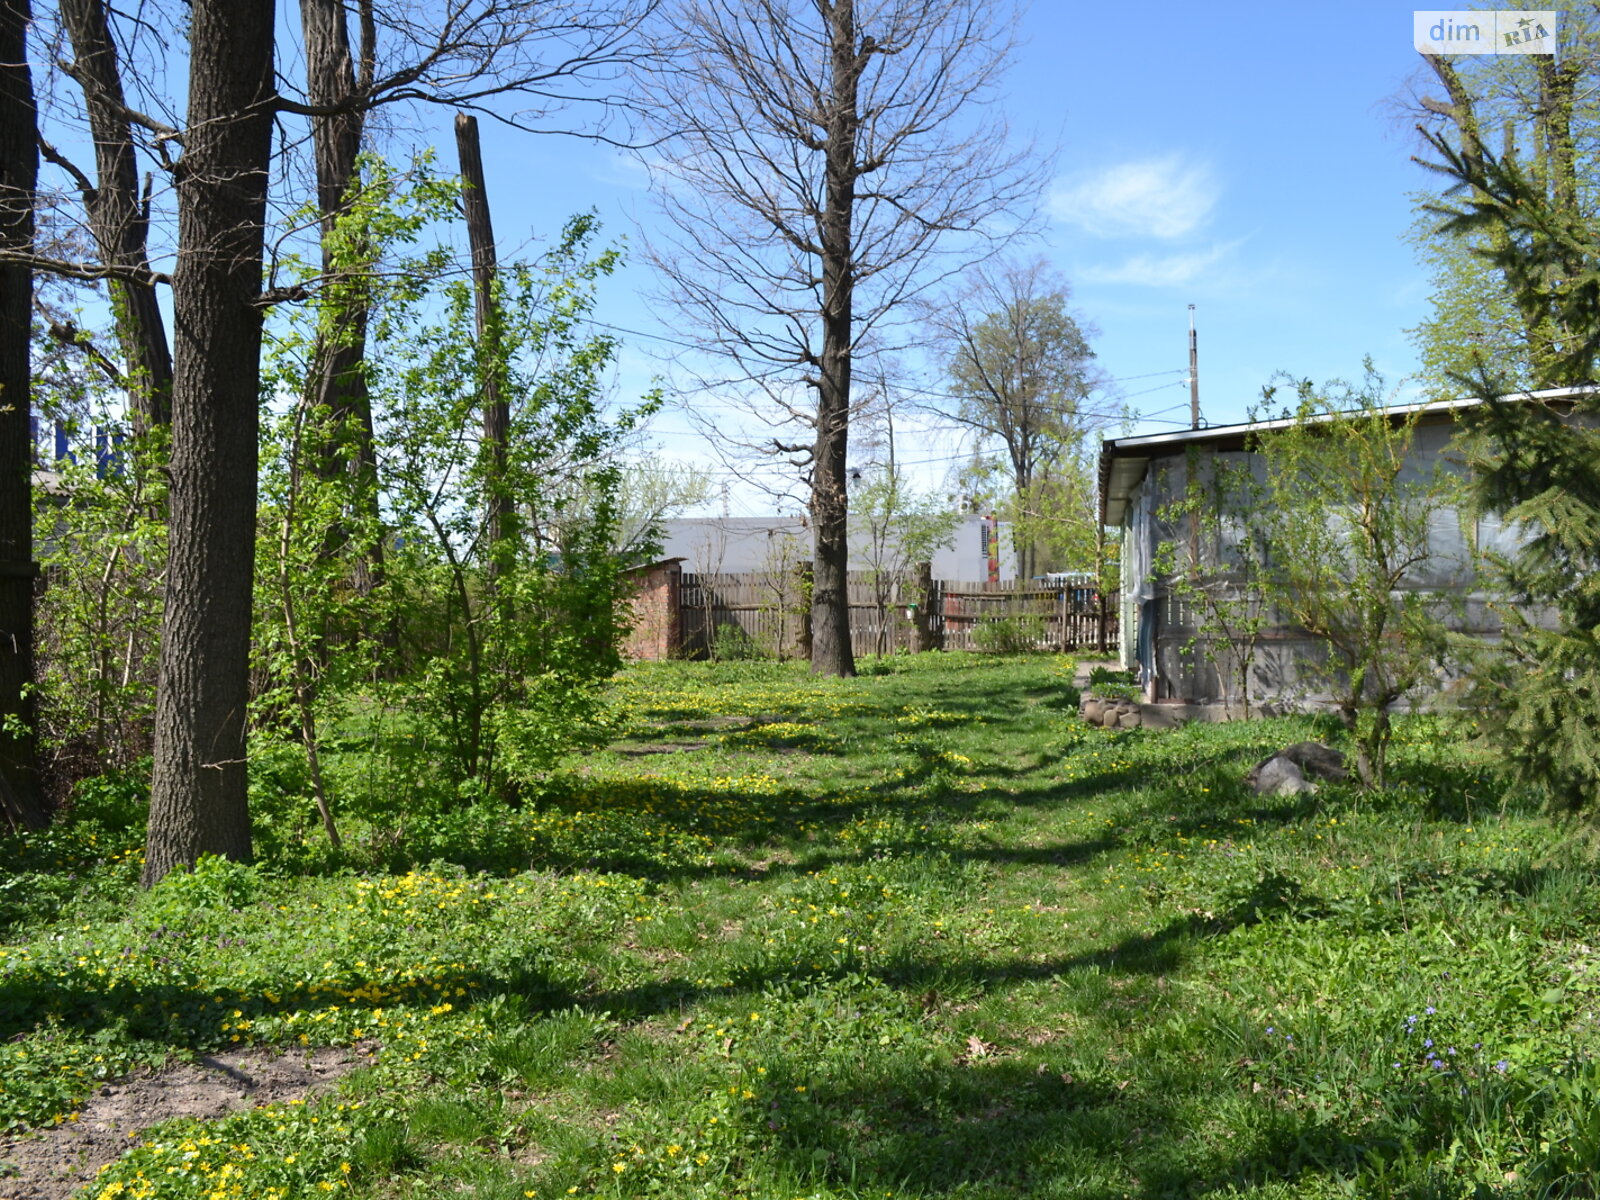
[289,0,657,607]
[1408,6,1600,391]
[454,112,514,583]
[142,0,277,885]
[0,0,45,829]
[5,1,659,865]
[926,257,1108,579]
[636,0,1040,676]
[297,0,387,600]
[54,0,172,433]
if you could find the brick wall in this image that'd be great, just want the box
[621,559,682,660]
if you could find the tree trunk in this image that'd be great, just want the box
[143,0,275,885]
[1536,55,1578,212]
[1012,457,1034,581]
[59,0,172,433]
[0,0,45,830]
[912,560,936,653]
[811,0,863,678]
[1422,52,1579,385]
[299,0,388,604]
[1534,54,1582,375]
[454,113,514,582]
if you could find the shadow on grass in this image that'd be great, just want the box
[749,1055,1381,1200]
[0,951,588,1057]
[944,837,1122,870]
[710,1029,1550,1199]
[0,863,1336,1072]
[667,828,1125,888]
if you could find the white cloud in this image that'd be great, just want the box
[1078,240,1242,288]
[597,152,652,190]
[1050,156,1219,240]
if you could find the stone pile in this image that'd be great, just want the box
[1079,695,1142,729]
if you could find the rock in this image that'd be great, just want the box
[1246,741,1347,795]
[1081,699,1104,725]
[1248,754,1316,796]
[1278,741,1348,781]
[1118,710,1142,730]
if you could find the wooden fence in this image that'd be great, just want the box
[936,580,1115,653]
[675,567,1117,660]
[679,571,809,660]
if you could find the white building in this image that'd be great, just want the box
[657,514,1015,582]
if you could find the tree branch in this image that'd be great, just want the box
[36,135,96,197]
[0,249,167,286]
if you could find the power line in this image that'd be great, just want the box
[583,314,1188,404]
[634,390,1209,480]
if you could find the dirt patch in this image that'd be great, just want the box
[642,715,755,733]
[609,740,709,757]
[0,1043,376,1200]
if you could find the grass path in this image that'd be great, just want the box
[2,655,1597,1199]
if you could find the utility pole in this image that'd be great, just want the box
[1188,304,1200,430]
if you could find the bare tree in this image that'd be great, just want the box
[636,0,1041,676]
[925,257,1111,580]
[53,0,172,434]
[0,0,45,830]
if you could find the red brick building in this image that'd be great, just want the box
[620,558,684,660]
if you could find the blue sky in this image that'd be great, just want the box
[1037,1,1449,426]
[359,3,1453,513]
[1030,1,1436,424]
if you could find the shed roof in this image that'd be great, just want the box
[1097,386,1593,526]
[621,556,687,575]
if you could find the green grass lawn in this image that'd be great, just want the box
[4,654,1599,1199]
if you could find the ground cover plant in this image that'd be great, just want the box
[3,654,1599,1198]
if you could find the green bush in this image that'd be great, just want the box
[1086,665,1134,691]
[972,614,1045,654]
[137,854,264,931]
[708,623,768,662]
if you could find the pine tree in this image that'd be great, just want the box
[1425,130,1600,813]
